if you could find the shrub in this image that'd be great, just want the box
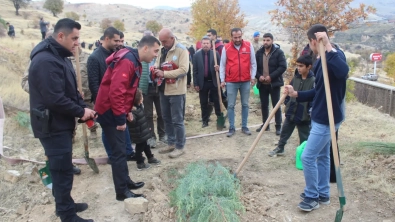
[346,79,356,102]
[64,11,80,21]
[170,162,244,222]
[14,111,31,129]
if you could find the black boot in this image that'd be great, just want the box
[116,190,144,201]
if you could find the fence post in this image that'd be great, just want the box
[390,89,393,117]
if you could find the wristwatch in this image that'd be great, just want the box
[330,48,337,53]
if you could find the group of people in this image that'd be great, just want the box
[26,15,348,221]
[191,25,348,213]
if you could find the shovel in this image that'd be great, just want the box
[39,156,52,189]
[318,41,346,222]
[75,48,99,174]
[212,40,227,130]
[234,94,287,177]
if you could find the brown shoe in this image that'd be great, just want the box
[168,149,185,158]
[158,145,175,154]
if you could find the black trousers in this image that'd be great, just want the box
[39,132,75,221]
[330,130,340,183]
[277,118,310,149]
[259,85,282,127]
[135,141,154,164]
[101,125,132,194]
[199,81,221,122]
[187,63,192,86]
[143,84,165,139]
[41,31,46,40]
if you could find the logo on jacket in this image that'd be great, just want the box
[172,55,178,61]
[122,73,127,78]
[242,48,246,52]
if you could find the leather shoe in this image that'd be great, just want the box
[127,180,145,190]
[116,190,144,201]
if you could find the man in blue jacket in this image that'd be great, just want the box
[284,24,349,212]
[29,18,95,222]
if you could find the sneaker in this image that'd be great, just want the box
[226,128,235,137]
[168,149,185,158]
[241,127,251,135]
[148,137,157,148]
[137,163,151,170]
[275,125,281,136]
[298,197,320,212]
[268,147,285,157]
[158,145,175,154]
[148,157,161,165]
[300,193,330,205]
[202,121,209,128]
[126,154,137,161]
[159,136,167,143]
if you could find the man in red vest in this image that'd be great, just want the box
[220,28,257,137]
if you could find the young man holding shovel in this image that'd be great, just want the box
[284,24,349,212]
[29,18,95,222]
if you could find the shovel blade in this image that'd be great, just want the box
[84,156,99,173]
[39,163,52,189]
[335,209,344,222]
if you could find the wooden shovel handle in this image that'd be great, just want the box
[235,93,287,175]
[318,41,345,197]
[74,49,90,153]
[212,40,225,113]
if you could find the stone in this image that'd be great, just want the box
[124,197,149,214]
[4,170,21,183]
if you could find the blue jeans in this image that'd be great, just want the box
[226,81,251,129]
[102,127,134,158]
[159,92,186,149]
[302,120,341,199]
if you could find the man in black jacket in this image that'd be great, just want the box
[29,18,95,222]
[193,36,221,127]
[88,27,121,102]
[87,27,135,163]
[255,33,287,135]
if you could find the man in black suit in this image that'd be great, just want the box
[193,36,221,128]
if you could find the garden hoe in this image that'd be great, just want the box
[234,94,287,177]
[319,41,346,222]
[212,40,227,130]
[75,48,99,174]
[39,156,52,189]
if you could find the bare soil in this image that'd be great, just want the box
[1,92,395,222]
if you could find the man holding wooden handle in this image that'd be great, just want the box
[284,24,349,212]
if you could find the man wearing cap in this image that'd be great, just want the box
[252,31,262,54]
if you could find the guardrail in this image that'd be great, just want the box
[349,77,395,117]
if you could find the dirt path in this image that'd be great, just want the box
[1,99,395,222]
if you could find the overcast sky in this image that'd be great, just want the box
[65,0,191,8]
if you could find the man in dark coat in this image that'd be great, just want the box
[255,33,287,135]
[193,36,221,127]
[29,18,95,222]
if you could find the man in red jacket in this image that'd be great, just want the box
[220,28,257,137]
[94,36,161,201]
